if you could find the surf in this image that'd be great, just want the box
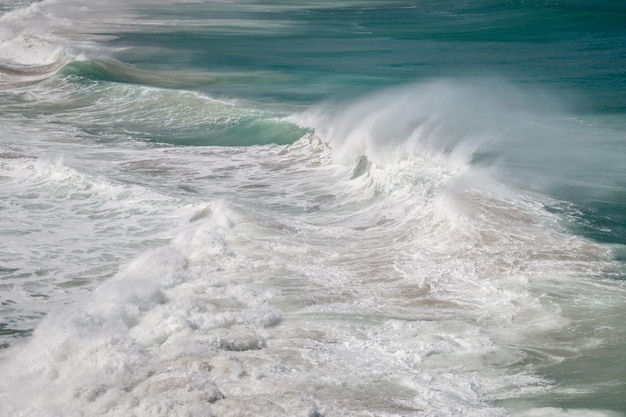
[1,1,625,416]
[2,79,625,416]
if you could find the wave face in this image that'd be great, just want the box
[1,1,625,416]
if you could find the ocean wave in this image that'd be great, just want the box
[2,103,623,415]
[292,79,626,245]
[1,147,623,415]
[1,2,624,414]
[0,35,70,87]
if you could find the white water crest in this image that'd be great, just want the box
[2,81,625,416]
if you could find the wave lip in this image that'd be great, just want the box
[0,38,70,87]
[0,3,72,87]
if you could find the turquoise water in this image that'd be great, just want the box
[1,1,625,416]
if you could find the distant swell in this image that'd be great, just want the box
[60,58,218,88]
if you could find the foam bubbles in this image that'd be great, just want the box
[1,134,624,416]
[0,204,282,416]
[512,408,623,417]
[1,74,625,416]
[0,155,203,345]
[0,1,72,87]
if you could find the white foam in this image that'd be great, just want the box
[0,1,74,88]
[0,155,204,339]
[0,203,289,416]
[292,79,535,166]
[1,144,623,416]
[0,0,163,83]
[1,80,625,416]
[512,407,623,417]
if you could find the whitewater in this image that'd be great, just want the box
[1,1,625,416]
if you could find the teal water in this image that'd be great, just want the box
[103,1,626,108]
[1,1,625,416]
